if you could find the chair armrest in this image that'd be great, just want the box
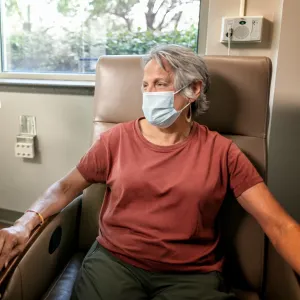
[0,196,82,300]
[265,241,300,300]
[0,215,56,288]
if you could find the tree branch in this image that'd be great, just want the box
[147,0,156,13]
[154,0,167,14]
[157,8,170,30]
[173,11,183,30]
[156,0,183,30]
[110,12,132,30]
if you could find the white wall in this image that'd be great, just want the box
[267,0,300,219]
[205,0,284,123]
[0,90,93,212]
[206,0,283,59]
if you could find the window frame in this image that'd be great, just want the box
[0,0,208,83]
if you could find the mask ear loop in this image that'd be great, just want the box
[177,85,193,123]
[179,101,192,123]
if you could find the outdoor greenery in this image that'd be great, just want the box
[4,0,200,73]
[105,26,198,55]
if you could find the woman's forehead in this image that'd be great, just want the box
[143,58,174,80]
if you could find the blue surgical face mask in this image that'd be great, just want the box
[142,86,190,128]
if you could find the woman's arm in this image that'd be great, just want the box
[237,182,300,274]
[0,168,91,270]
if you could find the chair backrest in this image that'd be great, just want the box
[79,55,271,296]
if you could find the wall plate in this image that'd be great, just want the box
[19,115,37,136]
[221,16,264,43]
[15,116,37,159]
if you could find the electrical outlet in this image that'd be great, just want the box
[15,142,35,159]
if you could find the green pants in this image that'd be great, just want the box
[71,241,238,300]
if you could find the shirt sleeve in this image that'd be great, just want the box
[76,135,109,184]
[228,142,264,198]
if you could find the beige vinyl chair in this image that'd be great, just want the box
[0,55,299,300]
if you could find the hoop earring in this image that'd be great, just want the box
[186,104,192,123]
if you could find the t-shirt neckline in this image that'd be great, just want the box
[134,117,197,152]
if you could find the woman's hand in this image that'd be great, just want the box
[0,224,31,271]
[0,168,91,272]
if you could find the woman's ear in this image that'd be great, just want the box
[191,81,202,99]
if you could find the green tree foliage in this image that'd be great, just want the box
[53,0,196,31]
[88,0,139,30]
[5,0,22,17]
[4,0,199,72]
[7,30,81,72]
[105,26,198,55]
[56,0,81,16]
[7,26,197,72]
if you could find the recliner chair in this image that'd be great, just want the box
[0,55,299,300]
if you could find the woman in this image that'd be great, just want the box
[0,45,300,300]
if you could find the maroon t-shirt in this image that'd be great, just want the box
[77,118,263,272]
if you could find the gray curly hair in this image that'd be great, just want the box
[143,44,211,117]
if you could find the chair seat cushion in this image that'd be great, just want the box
[42,252,85,300]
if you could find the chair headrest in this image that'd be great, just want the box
[94,55,271,138]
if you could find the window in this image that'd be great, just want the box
[1,0,201,75]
